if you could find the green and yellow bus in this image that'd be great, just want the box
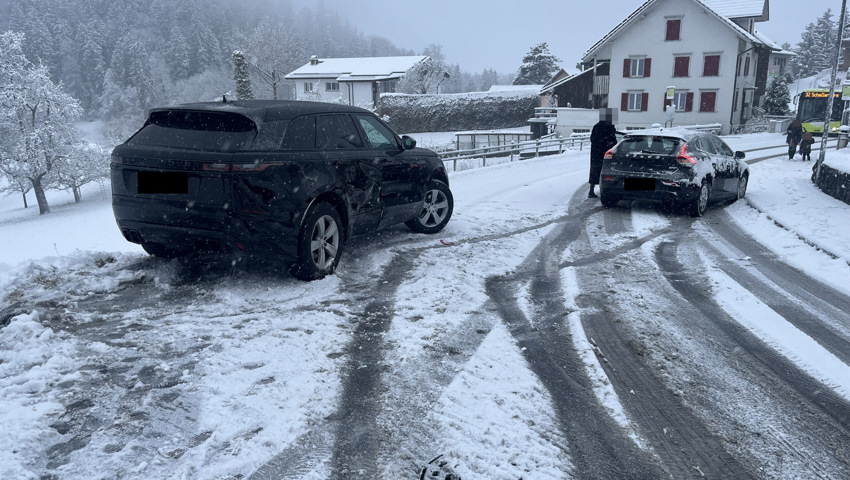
[795,89,843,135]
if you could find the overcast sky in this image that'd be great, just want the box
[294,0,815,74]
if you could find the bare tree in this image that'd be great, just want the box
[55,142,110,203]
[0,31,82,214]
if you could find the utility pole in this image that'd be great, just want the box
[816,0,847,179]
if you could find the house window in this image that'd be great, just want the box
[674,91,689,112]
[382,79,398,93]
[304,82,314,93]
[631,58,645,77]
[673,56,690,77]
[621,91,648,111]
[699,91,717,112]
[666,19,681,41]
[623,57,651,78]
[325,82,339,92]
[743,56,751,77]
[703,54,720,76]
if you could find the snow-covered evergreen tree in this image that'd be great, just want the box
[513,42,561,85]
[233,50,253,100]
[763,76,791,115]
[792,9,838,78]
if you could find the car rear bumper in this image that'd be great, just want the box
[113,195,299,261]
[600,175,700,204]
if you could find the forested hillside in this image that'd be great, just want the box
[0,0,416,120]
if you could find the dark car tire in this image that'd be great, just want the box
[689,181,711,217]
[405,180,453,234]
[142,242,188,259]
[290,202,343,281]
[599,191,619,208]
[735,173,748,201]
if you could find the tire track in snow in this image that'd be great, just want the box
[484,188,667,480]
[560,206,752,478]
[704,211,850,330]
[654,236,850,475]
[694,221,850,366]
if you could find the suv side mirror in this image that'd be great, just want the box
[401,135,417,150]
[734,151,746,159]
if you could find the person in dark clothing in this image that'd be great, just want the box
[786,118,803,160]
[589,108,618,198]
[799,130,814,161]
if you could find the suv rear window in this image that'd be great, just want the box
[127,111,257,152]
[619,136,683,155]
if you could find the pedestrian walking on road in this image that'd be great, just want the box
[799,130,814,161]
[786,118,803,160]
[589,108,618,198]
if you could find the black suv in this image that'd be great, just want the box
[599,128,748,217]
[111,100,453,280]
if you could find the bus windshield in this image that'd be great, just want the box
[797,91,842,124]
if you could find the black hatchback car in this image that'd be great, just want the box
[598,128,748,216]
[111,100,453,280]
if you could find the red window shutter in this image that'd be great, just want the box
[623,59,631,78]
[663,95,672,111]
[703,55,720,76]
[621,92,629,111]
[641,92,649,112]
[685,92,694,111]
[744,56,750,76]
[666,19,681,41]
[699,91,716,112]
[644,58,651,77]
[674,56,689,77]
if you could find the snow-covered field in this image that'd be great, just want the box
[1,131,849,478]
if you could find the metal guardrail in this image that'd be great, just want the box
[439,135,590,170]
[438,123,725,170]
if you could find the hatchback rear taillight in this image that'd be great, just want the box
[604,148,615,160]
[675,144,697,166]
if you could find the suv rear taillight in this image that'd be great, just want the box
[203,163,232,172]
[111,154,123,164]
[603,147,616,160]
[675,144,697,166]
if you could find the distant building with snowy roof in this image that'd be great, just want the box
[285,55,428,109]
[578,0,785,133]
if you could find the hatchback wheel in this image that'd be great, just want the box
[689,181,710,217]
[736,173,748,200]
[291,203,343,280]
[405,180,453,234]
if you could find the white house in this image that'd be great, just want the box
[284,55,428,109]
[580,0,782,133]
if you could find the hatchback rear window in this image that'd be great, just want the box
[619,136,683,155]
[127,111,257,152]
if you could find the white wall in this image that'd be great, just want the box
[605,0,743,130]
[292,79,380,108]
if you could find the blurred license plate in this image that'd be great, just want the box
[138,171,188,194]
[624,177,655,191]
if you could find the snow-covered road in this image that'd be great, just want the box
[1,132,849,479]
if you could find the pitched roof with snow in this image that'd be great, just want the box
[753,30,796,56]
[704,0,768,21]
[284,56,428,82]
[581,0,767,62]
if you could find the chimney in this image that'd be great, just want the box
[310,55,320,65]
